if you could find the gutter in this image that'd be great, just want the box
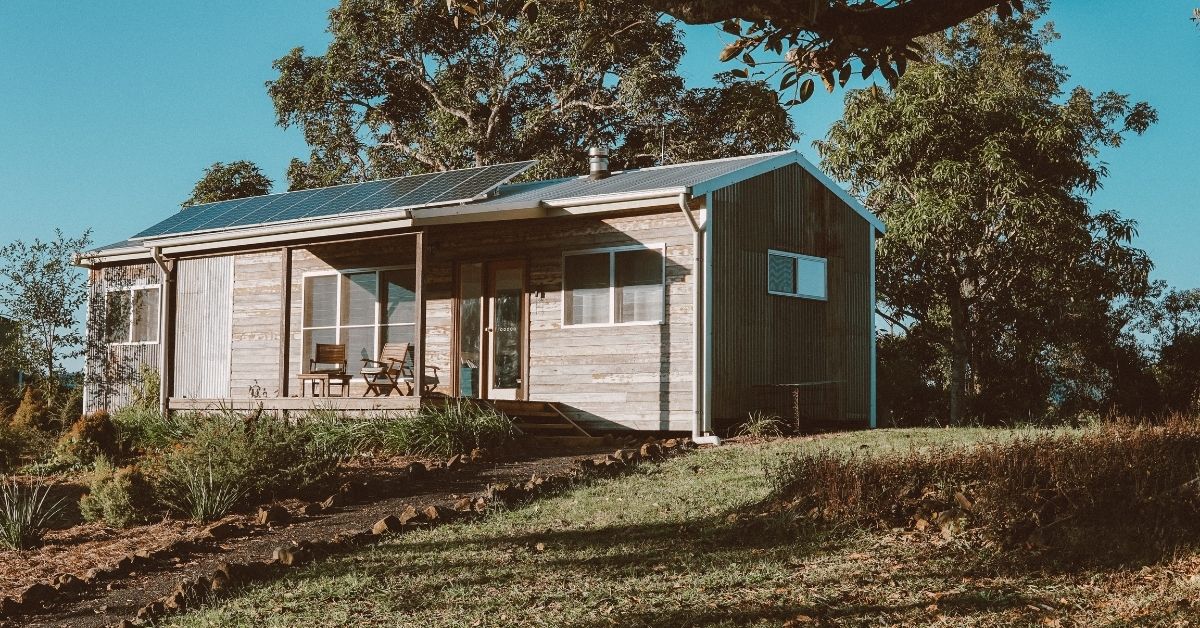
[678,192,721,446]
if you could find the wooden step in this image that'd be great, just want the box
[515,422,578,431]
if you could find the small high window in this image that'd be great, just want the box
[767,250,826,300]
[106,286,160,344]
[563,245,664,326]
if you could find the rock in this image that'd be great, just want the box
[577,458,596,471]
[372,515,403,535]
[452,497,474,512]
[0,596,18,615]
[472,497,489,513]
[321,492,346,510]
[614,448,640,463]
[136,600,165,620]
[446,453,465,470]
[639,442,663,459]
[397,504,424,525]
[54,573,83,593]
[82,568,101,583]
[663,438,680,450]
[681,439,698,450]
[406,461,427,479]
[301,502,323,516]
[163,590,187,610]
[17,582,54,606]
[255,504,291,526]
[209,573,230,592]
[272,546,311,567]
[423,504,453,523]
[202,521,240,540]
[133,549,153,560]
[470,448,486,463]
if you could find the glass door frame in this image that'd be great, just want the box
[452,259,529,401]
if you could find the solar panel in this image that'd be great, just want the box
[133,160,536,239]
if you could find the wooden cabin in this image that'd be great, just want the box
[77,151,884,438]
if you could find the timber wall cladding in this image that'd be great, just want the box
[230,251,283,396]
[424,210,698,432]
[173,256,233,398]
[85,263,162,412]
[711,164,872,424]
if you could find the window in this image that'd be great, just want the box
[302,267,415,375]
[563,245,664,326]
[767,250,827,300]
[106,286,160,344]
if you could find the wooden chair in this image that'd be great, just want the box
[361,343,440,396]
[298,343,352,397]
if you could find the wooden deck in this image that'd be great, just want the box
[167,396,424,412]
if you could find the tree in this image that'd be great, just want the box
[183,161,273,207]
[269,0,798,188]
[0,230,92,389]
[817,2,1156,424]
[1136,285,1200,414]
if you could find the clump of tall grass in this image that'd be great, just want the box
[735,411,785,439]
[0,478,66,550]
[765,416,1200,566]
[159,462,243,523]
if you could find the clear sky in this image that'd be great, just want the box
[0,1,1196,291]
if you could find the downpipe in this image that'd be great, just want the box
[679,193,722,446]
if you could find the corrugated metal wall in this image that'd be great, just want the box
[173,256,233,398]
[711,164,873,426]
[84,263,162,413]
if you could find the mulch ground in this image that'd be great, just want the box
[7,440,618,628]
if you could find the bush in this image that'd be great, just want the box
[0,425,23,473]
[111,406,201,453]
[55,410,118,467]
[766,417,1200,566]
[52,387,83,432]
[386,401,516,457]
[0,478,65,550]
[80,457,155,527]
[9,386,53,432]
[148,413,341,518]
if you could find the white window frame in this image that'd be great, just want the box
[767,249,828,301]
[300,265,416,367]
[106,284,161,346]
[561,243,666,328]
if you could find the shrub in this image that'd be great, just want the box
[112,406,200,453]
[387,401,516,457]
[765,417,1200,566]
[55,410,118,466]
[0,425,23,473]
[80,457,155,527]
[0,478,65,550]
[735,411,785,439]
[148,413,341,517]
[158,461,242,523]
[129,364,160,410]
[9,386,52,432]
[52,387,83,432]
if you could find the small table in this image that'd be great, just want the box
[298,372,352,397]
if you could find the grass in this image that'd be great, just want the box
[168,427,1200,627]
[0,478,66,550]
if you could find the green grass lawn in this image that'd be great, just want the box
[169,428,1200,627]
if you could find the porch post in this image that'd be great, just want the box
[413,230,425,400]
[155,252,176,416]
[278,246,292,398]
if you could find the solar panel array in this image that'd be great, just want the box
[135,161,534,239]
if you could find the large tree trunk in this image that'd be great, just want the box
[947,294,971,426]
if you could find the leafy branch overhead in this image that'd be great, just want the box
[450,0,1019,103]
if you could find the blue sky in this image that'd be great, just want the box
[1,1,1197,291]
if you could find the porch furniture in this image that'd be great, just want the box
[360,343,441,396]
[298,343,352,397]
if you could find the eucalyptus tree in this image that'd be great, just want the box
[183,161,273,207]
[269,0,798,188]
[817,2,1156,424]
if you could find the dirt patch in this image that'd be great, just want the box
[7,441,620,628]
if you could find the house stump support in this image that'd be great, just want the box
[413,230,425,401]
[278,246,292,399]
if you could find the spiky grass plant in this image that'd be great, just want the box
[391,401,517,457]
[161,463,243,523]
[735,411,785,439]
[0,478,66,550]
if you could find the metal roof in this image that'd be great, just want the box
[84,150,883,258]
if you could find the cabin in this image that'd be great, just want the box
[76,150,884,439]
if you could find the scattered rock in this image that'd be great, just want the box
[447,453,465,469]
[17,582,53,606]
[639,442,663,459]
[321,492,346,510]
[135,600,164,620]
[53,573,83,593]
[301,502,323,517]
[423,504,453,523]
[452,497,474,512]
[162,590,187,611]
[663,438,680,450]
[0,597,18,615]
[406,461,427,479]
[209,573,230,592]
[372,515,403,535]
[256,504,292,526]
[202,520,240,541]
[272,546,312,567]
[470,448,486,463]
[397,504,424,525]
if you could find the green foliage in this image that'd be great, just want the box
[817,4,1155,425]
[384,401,515,457]
[111,406,198,453]
[182,161,273,207]
[735,411,785,438]
[0,229,92,383]
[54,410,118,467]
[269,0,797,188]
[149,413,341,516]
[79,457,155,527]
[768,417,1200,565]
[0,478,65,550]
[0,424,23,473]
[9,385,53,432]
[130,364,160,411]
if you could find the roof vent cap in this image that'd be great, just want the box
[588,146,610,180]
